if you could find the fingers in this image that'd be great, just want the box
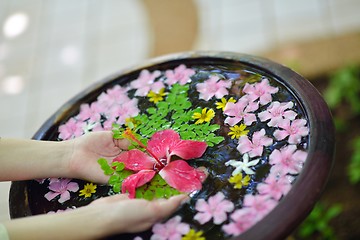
[150,194,189,220]
[113,138,131,150]
[91,194,130,205]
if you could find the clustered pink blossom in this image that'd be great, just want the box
[222,208,255,236]
[258,101,297,127]
[107,98,140,125]
[151,216,190,240]
[222,194,277,236]
[44,178,79,203]
[77,102,102,123]
[194,192,235,225]
[257,174,292,200]
[196,75,232,101]
[130,69,163,96]
[237,129,273,157]
[223,96,259,126]
[243,78,278,105]
[58,84,140,138]
[58,118,85,140]
[274,119,309,144]
[97,85,130,109]
[269,145,308,176]
[165,64,195,86]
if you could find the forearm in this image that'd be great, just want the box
[0,138,72,181]
[2,207,108,240]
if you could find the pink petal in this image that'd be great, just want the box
[48,181,63,192]
[59,191,70,203]
[195,199,210,212]
[249,146,264,157]
[44,192,60,201]
[67,182,79,192]
[243,114,257,126]
[237,137,252,154]
[151,81,165,93]
[213,211,228,225]
[147,129,181,160]
[113,149,155,171]
[224,116,241,126]
[208,192,225,206]
[147,129,207,160]
[274,130,288,141]
[122,170,156,198]
[170,140,207,160]
[194,212,212,225]
[159,160,206,193]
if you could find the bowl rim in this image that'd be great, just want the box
[9,51,335,240]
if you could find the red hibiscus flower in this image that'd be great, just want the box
[113,129,208,198]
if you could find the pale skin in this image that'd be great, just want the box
[0,131,188,240]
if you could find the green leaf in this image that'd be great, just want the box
[112,183,121,193]
[144,190,154,200]
[147,107,156,114]
[115,162,125,172]
[108,175,120,185]
[155,188,165,198]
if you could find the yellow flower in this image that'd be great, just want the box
[215,97,236,111]
[125,117,141,129]
[192,108,215,124]
[228,124,249,139]
[229,174,251,189]
[79,183,97,198]
[182,229,205,240]
[147,88,167,103]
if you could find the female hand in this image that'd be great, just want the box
[90,194,188,235]
[66,131,130,183]
[3,194,188,240]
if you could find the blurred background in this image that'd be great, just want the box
[0,0,359,238]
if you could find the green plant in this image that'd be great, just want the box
[323,64,360,184]
[298,203,342,239]
[324,65,360,114]
[132,83,224,146]
[348,136,360,184]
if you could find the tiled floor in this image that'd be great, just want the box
[1,0,359,222]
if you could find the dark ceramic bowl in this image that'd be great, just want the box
[9,52,334,240]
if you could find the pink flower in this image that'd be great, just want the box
[109,98,140,125]
[237,129,273,157]
[196,75,231,101]
[242,194,277,221]
[274,119,309,144]
[165,64,195,86]
[222,208,256,236]
[130,69,163,96]
[44,178,79,203]
[151,216,190,240]
[269,145,307,175]
[194,192,235,225]
[223,96,259,126]
[113,129,208,198]
[257,174,292,200]
[97,85,130,109]
[243,78,278,105]
[77,102,103,122]
[58,118,85,140]
[258,101,297,127]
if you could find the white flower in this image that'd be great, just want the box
[225,153,260,175]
